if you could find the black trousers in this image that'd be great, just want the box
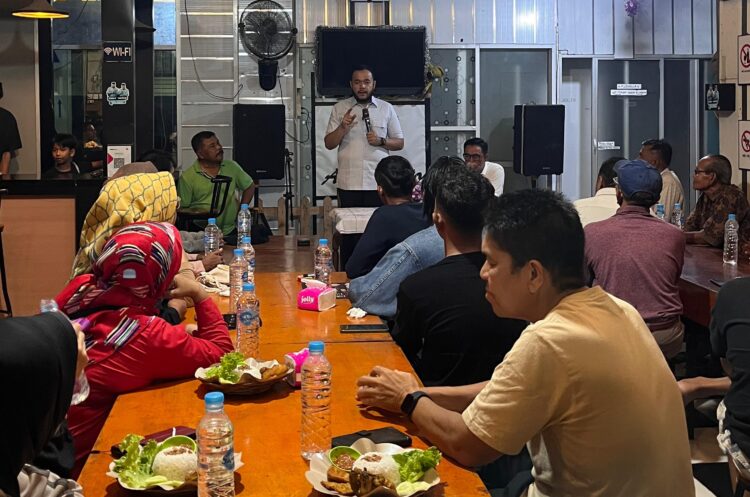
[337,189,382,208]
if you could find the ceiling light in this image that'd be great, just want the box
[13,0,69,19]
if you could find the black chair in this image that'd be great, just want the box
[176,175,232,232]
[0,189,11,316]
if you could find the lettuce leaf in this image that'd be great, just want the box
[392,447,441,483]
[112,434,161,489]
[204,351,245,383]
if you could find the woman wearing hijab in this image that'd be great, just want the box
[56,221,234,476]
[0,313,87,497]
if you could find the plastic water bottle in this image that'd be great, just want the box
[724,213,739,265]
[670,203,684,229]
[39,299,90,405]
[197,392,235,497]
[236,282,260,359]
[300,341,332,460]
[204,218,222,255]
[229,249,248,313]
[236,204,251,242]
[239,236,255,283]
[655,204,665,221]
[314,239,334,286]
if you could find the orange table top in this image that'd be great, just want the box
[78,341,490,496]
[188,272,392,344]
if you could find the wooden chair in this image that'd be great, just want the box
[0,189,12,316]
[730,456,750,497]
[176,175,232,231]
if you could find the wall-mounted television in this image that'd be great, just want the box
[315,26,427,97]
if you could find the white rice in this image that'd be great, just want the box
[152,446,198,482]
[352,452,401,486]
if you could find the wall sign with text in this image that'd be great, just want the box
[103,41,132,63]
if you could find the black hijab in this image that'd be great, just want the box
[0,313,77,497]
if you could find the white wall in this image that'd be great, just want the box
[717,0,746,185]
[0,18,39,179]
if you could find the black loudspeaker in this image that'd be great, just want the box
[513,105,565,176]
[232,104,285,180]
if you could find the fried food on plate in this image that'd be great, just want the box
[327,465,349,483]
[321,480,354,495]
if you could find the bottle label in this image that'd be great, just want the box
[222,447,235,471]
[242,271,248,282]
[238,308,258,326]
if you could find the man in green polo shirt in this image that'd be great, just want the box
[178,131,255,238]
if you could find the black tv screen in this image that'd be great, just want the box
[315,26,426,97]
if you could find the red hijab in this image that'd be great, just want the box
[55,222,182,360]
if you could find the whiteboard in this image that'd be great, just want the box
[314,103,427,198]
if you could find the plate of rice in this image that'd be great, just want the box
[107,433,243,494]
[305,438,440,497]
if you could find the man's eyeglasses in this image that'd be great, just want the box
[693,168,712,176]
[462,154,483,161]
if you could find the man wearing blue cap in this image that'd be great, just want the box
[584,159,686,359]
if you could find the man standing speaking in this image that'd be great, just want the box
[325,66,404,207]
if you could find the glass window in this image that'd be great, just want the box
[51,0,102,48]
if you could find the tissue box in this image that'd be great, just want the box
[297,286,336,311]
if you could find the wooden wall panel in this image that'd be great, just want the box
[1,197,76,317]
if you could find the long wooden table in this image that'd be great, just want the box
[189,272,392,344]
[679,245,750,327]
[78,270,490,496]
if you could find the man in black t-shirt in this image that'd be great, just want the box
[0,83,22,179]
[391,161,526,387]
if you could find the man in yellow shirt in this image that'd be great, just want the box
[356,189,695,497]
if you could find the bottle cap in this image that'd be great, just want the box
[240,203,249,210]
[208,217,217,224]
[319,238,329,246]
[234,248,244,257]
[674,203,681,209]
[242,236,251,244]
[242,282,255,292]
[308,340,324,353]
[205,391,224,407]
[729,213,736,221]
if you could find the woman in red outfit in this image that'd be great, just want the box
[55,221,234,476]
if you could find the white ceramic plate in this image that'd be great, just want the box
[304,438,440,497]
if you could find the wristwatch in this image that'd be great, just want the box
[400,391,430,418]
[380,137,386,147]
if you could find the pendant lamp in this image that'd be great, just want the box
[13,0,69,19]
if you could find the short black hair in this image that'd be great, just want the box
[138,149,176,173]
[598,156,625,188]
[374,156,416,198]
[463,137,488,155]
[351,65,375,79]
[703,154,733,185]
[641,138,673,166]
[422,156,467,218]
[53,133,78,150]
[435,167,494,236]
[484,189,585,292]
[191,131,216,153]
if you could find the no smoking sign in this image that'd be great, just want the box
[739,35,750,84]
[739,122,750,171]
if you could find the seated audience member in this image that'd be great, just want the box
[0,313,87,497]
[348,157,467,319]
[685,154,750,247]
[639,138,684,220]
[585,159,686,359]
[393,166,525,386]
[178,131,255,240]
[573,156,623,226]
[463,138,504,196]
[43,134,88,180]
[346,156,430,279]
[356,189,695,497]
[59,222,234,475]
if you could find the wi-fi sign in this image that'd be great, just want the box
[103,47,113,56]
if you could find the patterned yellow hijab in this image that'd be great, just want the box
[70,172,179,278]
